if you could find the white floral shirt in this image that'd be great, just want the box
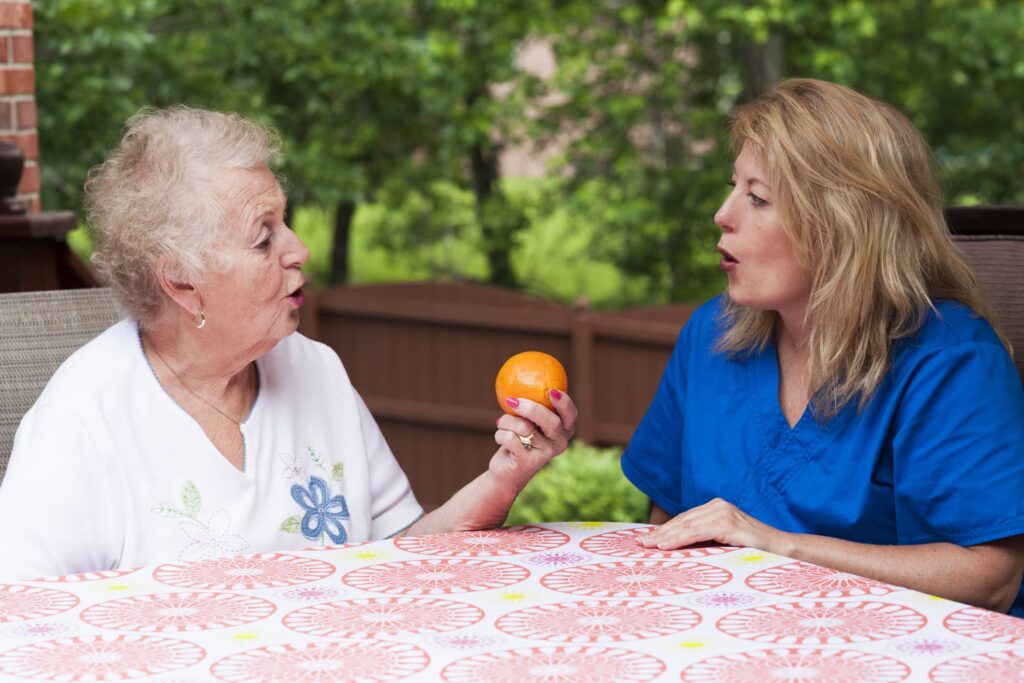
[0,320,423,579]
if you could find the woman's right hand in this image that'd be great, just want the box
[400,391,577,536]
[492,390,577,485]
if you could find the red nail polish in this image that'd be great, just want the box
[505,397,520,408]
[549,389,562,401]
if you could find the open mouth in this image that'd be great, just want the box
[717,246,739,266]
[287,283,306,307]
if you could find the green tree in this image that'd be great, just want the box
[35,1,1024,301]
[36,0,552,287]
[362,0,552,288]
[36,0,430,283]
[783,0,1024,204]
[531,0,1024,303]
[34,1,185,209]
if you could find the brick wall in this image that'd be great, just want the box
[0,0,37,211]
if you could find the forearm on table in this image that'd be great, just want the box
[770,531,1024,613]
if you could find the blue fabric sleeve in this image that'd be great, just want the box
[620,325,690,515]
[892,341,1024,546]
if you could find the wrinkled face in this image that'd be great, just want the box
[198,165,309,359]
[714,143,812,322]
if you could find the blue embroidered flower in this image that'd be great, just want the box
[291,476,350,544]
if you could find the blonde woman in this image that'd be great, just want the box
[623,79,1024,615]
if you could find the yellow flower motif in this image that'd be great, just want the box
[354,550,381,560]
[677,640,707,649]
[102,582,134,593]
[334,548,391,562]
[498,591,530,602]
[231,631,261,642]
[662,636,726,653]
[727,551,778,565]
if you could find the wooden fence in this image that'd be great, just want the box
[298,282,695,510]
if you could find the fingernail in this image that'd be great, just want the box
[549,389,562,401]
[505,398,520,408]
[496,417,502,426]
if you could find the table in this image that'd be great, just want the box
[0,522,1021,681]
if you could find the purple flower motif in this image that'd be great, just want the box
[689,591,762,608]
[892,638,965,656]
[291,476,350,544]
[9,621,74,638]
[525,552,587,566]
[277,586,344,602]
[432,633,503,650]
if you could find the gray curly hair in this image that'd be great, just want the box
[85,105,282,322]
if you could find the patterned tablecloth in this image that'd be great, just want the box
[0,522,1021,682]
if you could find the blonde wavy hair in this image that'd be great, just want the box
[85,105,282,323]
[715,78,1008,417]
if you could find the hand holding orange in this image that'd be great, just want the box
[495,351,568,414]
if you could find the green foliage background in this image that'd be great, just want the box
[35,0,1024,310]
[506,442,649,525]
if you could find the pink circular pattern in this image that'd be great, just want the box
[495,599,700,642]
[342,559,529,595]
[0,634,205,680]
[441,645,666,682]
[80,592,276,632]
[394,525,569,557]
[283,597,484,637]
[0,584,79,623]
[716,601,926,645]
[541,561,731,598]
[581,527,739,559]
[929,650,1024,682]
[746,562,897,598]
[680,647,911,682]
[943,606,1024,645]
[34,567,141,583]
[152,553,334,590]
[211,640,429,682]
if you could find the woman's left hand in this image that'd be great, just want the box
[640,498,788,553]
[492,391,577,485]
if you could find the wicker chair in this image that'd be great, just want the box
[948,207,1024,384]
[0,288,121,480]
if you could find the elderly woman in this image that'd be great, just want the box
[624,79,1024,615]
[0,106,575,578]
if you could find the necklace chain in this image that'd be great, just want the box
[145,336,254,428]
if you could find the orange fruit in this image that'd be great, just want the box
[495,351,568,414]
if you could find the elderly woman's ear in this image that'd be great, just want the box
[153,257,202,323]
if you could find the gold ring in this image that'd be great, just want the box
[517,432,535,450]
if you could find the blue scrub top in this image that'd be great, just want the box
[622,296,1024,616]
